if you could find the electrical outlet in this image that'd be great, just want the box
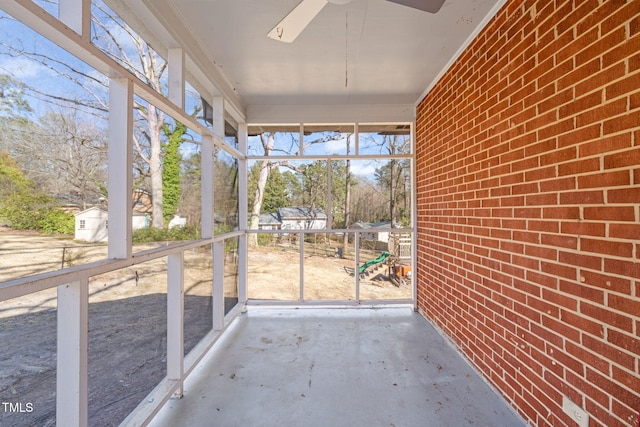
[562,396,589,427]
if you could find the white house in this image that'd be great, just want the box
[351,221,395,243]
[257,212,282,230]
[74,207,108,242]
[74,208,149,242]
[278,207,327,230]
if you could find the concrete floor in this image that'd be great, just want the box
[149,306,525,427]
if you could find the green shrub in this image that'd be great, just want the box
[132,225,200,243]
[0,193,74,235]
[257,233,273,246]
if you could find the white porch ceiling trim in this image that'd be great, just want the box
[246,103,415,124]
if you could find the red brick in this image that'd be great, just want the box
[559,190,603,205]
[579,270,632,295]
[578,170,630,189]
[581,237,634,258]
[544,282,579,306]
[541,233,577,249]
[586,367,638,407]
[526,270,557,288]
[608,330,640,356]
[539,177,576,192]
[559,91,602,119]
[558,158,600,177]
[558,124,601,148]
[576,27,626,66]
[565,369,610,407]
[575,63,626,97]
[560,222,606,237]
[608,294,640,318]
[607,184,640,204]
[583,206,636,222]
[559,251,602,270]
[581,303,634,333]
[558,279,604,304]
[604,147,640,169]
[525,193,556,206]
[609,223,640,240]
[604,258,640,279]
[579,133,631,157]
[576,98,627,128]
[542,207,580,220]
[604,110,640,135]
[541,315,579,343]
[606,71,640,100]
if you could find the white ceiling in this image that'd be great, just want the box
[128,0,504,121]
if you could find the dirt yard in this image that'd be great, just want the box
[0,227,410,426]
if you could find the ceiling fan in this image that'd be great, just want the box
[267,0,446,43]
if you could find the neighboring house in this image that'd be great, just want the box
[168,215,187,229]
[74,207,108,242]
[132,189,152,214]
[258,212,282,230]
[351,221,411,259]
[255,207,327,231]
[74,207,149,242]
[351,221,395,243]
[278,207,327,230]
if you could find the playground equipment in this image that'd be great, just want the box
[352,251,412,287]
[358,251,391,275]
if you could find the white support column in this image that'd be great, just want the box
[108,78,133,259]
[167,49,185,110]
[238,123,248,304]
[410,123,417,309]
[299,234,304,302]
[355,232,360,303]
[212,241,225,330]
[59,0,90,38]
[212,97,225,141]
[238,235,247,305]
[57,279,88,427]
[201,135,215,239]
[167,253,184,398]
[326,160,333,228]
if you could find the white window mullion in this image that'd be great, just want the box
[108,78,133,259]
[58,0,90,38]
[201,135,214,239]
[168,49,185,110]
[238,123,248,305]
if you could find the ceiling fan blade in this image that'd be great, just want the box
[267,0,329,43]
[385,0,446,13]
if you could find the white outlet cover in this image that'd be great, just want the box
[562,396,589,427]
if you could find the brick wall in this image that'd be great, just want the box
[415,1,640,426]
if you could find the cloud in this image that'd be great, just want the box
[0,57,53,80]
[350,161,377,178]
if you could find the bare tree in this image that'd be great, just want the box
[248,133,275,246]
[1,4,170,227]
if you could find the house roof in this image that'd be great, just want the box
[278,207,327,220]
[351,221,394,229]
[74,206,107,216]
[258,212,282,225]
